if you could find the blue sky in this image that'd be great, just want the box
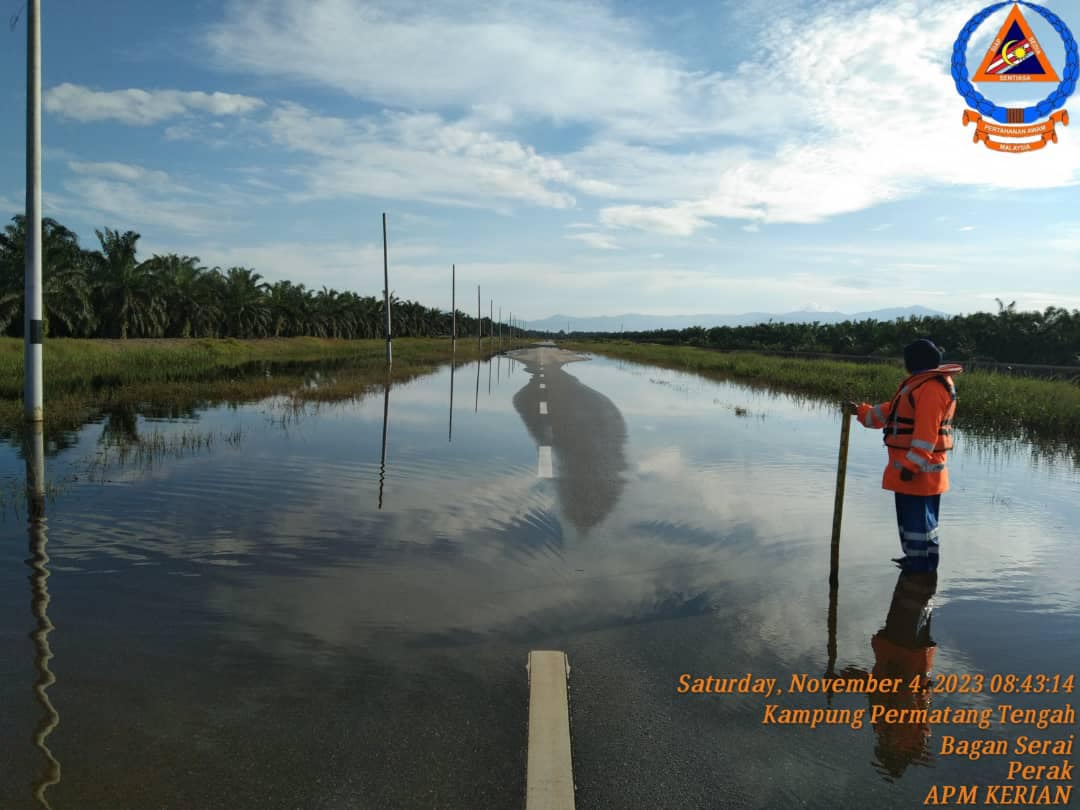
[2,0,1080,319]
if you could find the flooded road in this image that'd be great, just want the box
[1,346,1077,809]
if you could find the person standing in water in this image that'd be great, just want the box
[850,339,963,572]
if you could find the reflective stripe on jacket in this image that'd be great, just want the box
[856,364,964,495]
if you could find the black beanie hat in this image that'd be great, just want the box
[904,339,943,373]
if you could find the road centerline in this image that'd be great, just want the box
[537,446,553,478]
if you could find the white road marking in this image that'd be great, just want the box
[539,402,548,415]
[526,651,575,810]
[537,446,553,478]
[540,383,546,389]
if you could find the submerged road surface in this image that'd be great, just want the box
[509,345,897,809]
[5,344,1078,808]
[511,345,629,533]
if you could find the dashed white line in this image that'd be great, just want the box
[537,446,553,478]
[526,651,574,810]
[539,402,548,415]
[539,383,546,389]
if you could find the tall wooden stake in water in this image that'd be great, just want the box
[829,403,853,587]
[382,213,391,366]
[451,264,456,349]
[24,0,43,422]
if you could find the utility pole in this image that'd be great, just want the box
[498,306,502,353]
[451,264,456,349]
[24,0,43,422]
[477,285,481,353]
[382,213,391,366]
[489,299,493,351]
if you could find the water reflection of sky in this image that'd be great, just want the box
[0,351,1076,808]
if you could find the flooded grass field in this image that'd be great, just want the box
[1,347,1077,809]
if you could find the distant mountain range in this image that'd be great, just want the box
[530,306,950,333]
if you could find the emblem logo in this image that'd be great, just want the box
[952,2,1077,152]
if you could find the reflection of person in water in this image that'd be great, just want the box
[840,570,938,781]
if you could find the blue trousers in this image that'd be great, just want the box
[894,493,940,572]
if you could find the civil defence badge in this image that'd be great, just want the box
[952,2,1078,152]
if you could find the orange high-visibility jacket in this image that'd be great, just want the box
[856,364,963,496]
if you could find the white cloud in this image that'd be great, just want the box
[205,0,804,139]
[599,204,713,236]
[264,103,600,210]
[59,160,270,236]
[959,225,977,231]
[563,1,1080,234]
[972,291,1080,310]
[45,83,264,125]
[142,239,438,293]
[68,161,171,187]
[567,231,618,250]
[63,176,228,234]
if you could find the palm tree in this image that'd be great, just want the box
[88,228,165,338]
[143,254,222,338]
[219,267,270,338]
[267,280,312,337]
[313,286,359,338]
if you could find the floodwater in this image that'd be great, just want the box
[1,347,1077,809]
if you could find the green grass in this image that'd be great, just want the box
[567,340,1080,456]
[0,336,492,397]
[0,336,493,442]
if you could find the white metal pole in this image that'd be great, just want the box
[477,285,481,352]
[451,264,456,349]
[24,0,43,422]
[382,213,391,366]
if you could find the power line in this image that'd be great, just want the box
[10,3,26,31]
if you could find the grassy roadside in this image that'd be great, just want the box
[565,340,1080,450]
[0,337,491,442]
